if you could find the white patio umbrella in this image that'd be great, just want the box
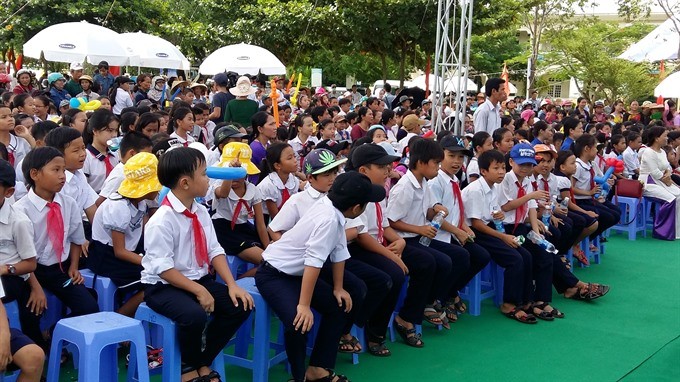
[199,43,285,75]
[120,32,190,70]
[654,71,680,98]
[411,74,478,93]
[618,17,680,62]
[23,21,134,66]
[481,82,518,95]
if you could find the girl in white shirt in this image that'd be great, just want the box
[288,113,318,172]
[88,153,161,317]
[83,109,120,193]
[110,77,134,116]
[257,142,300,221]
[640,127,680,240]
[168,107,196,146]
[467,131,493,183]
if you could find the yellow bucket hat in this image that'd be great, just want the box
[218,142,260,175]
[118,152,163,198]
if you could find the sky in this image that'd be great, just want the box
[573,0,667,16]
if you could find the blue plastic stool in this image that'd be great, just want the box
[80,269,117,312]
[222,277,288,382]
[459,263,496,316]
[490,262,504,307]
[46,312,150,382]
[611,196,646,240]
[643,197,659,233]
[578,236,601,267]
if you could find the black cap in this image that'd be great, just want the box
[439,136,473,157]
[316,139,350,156]
[329,172,386,207]
[0,159,16,187]
[214,125,247,146]
[152,138,182,158]
[116,76,134,84]
[351,143,400,168]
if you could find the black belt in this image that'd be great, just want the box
[261,261,281,273]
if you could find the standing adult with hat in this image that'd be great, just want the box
[47,73,70,113]
[208,73,235,125]
[93,61,115,96]
[225,76,259,128]
[110,76,135,117]
[64,62,84,97]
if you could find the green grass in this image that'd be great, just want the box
[51,234,680,381]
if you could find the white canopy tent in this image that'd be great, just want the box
[654,71,680,98]
[199,43,286,75]
[481,82,518,95]
[23,21,135,66]
[411,74,478,93]
[618,17,680,62]
[120,32,190,70]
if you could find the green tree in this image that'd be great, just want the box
[545,18,656,101]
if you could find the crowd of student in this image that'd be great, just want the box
[0,65,679,382]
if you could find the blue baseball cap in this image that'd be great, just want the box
[509,143,537,165]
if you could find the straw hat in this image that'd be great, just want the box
[170,79,189,91]
[117,153,162,198]
[218,142,260,175]
[229,76,256,97]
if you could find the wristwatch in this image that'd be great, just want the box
[6,265,16,275]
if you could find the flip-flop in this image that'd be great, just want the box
[503,307,537,324]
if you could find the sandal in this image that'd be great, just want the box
[568,283,607,301]
[367,340,391,357]
[573,248,589,266]
[503,307,537,324]
[338,336,361,354]
[454,298,467,314]
[307,368,350,382]
[443,300,459,323]
[531,302,557,320]
[392,318,424,348]
[423,306,444,327]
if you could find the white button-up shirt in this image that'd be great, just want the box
[13,190,85,266]
[262,196,350,276]
[257,173,299,215]
[211,181,263,223]
[386,170,434,238]
[99,162,124,199]
[0,200,36,280]
[91,194,146,250]
[473,99,501,134]
[574,158,593,200]
[83,146,120,193]
[462,177,499,226]
[141,191,224,284]
[428,169,464,243]
[349,200,386,242]
[268,186,325,233]
[61,169,98,212]
[498,170,537,225]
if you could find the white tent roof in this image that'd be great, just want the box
[655,71,680,98]
[618,17,680,62]
[411,74,478,93]
[481,82,518,95]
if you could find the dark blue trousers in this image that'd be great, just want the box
[255,264,348,382]
[576,199,621,238]
[34,261,99,317]
[507,224,554,303]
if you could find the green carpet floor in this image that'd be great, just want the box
[52,234,679,381]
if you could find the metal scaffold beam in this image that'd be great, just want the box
[432,0,474,135]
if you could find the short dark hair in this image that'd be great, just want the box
[310,106,327,123]
[45,127,83,153]
[338,98,351,107]
[626,131,641,145]
[384,83,392,92]
[478,149,505,171]
[119,111,139,134]
[562,117,580,137]
[555,150,574,174]
[532,120,549,139]
[120,131,153,158]
[31,120,59,142]
[22,147,63,188]
[644,126,665,146]
[408,138,444,170]
[573,134,596,157]
[157,147,206,189]
[484,78,505,97]
[135,112,160,133]
[472,131,491,153]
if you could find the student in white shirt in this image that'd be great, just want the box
[168,107,197,147]
[622,131,642,179]
[0,104,32,170]
[0,160,46,349]
[88,153,161,317]
[572,134,621,239]
[256,172,385,382]
[44,127,99,230]
[257,142,300,221]
[83,109,120,193]
[97,131,153,205]
[14,147,99,321]
[288,113,319,173]
[212,143,269,268]
[387,138,456,341]
[466,131,493,183]
[462,150,537,324]
[428,136,490,322]
[141,147,252,382]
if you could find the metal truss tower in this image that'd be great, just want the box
[432,0,474,135]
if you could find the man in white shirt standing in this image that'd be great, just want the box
[473,78,507,134]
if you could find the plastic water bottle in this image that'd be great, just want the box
[107,137,123,152]
[419,211,446,247]
[541,199,552,227]
[491,205,505,233]
[560,196,570,209]
[526,230,559,254]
